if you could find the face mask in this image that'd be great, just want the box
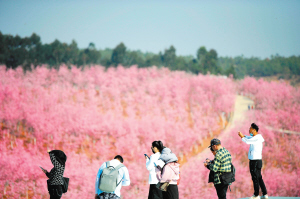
[151,148,155,154]
[250,133,253,136]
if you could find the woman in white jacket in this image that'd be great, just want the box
[145,141,164,199]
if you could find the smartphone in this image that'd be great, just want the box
[144,154,150,159]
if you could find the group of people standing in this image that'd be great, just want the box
[204,123,268,199]
[93,140,180,199]
[42,122,268,199]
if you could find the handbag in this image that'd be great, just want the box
[62,177,69,193]
[156,181,170,192]
[219,164,235,185]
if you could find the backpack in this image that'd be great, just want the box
[98,161,124,193]
[220,163,235,185]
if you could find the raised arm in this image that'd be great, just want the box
[242,135,261,144]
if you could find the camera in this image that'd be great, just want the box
[204,158,212,165]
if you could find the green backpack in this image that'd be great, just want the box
[98,162,124,193]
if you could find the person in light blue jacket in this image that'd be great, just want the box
[145,141,164,199]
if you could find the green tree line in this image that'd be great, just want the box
[1,32,300,79]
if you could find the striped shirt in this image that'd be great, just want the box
[207,147,232,184]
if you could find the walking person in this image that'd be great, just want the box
[238,123,268,199]
[95,155,130,199]
[156,146,180,199]
[42,150,67,199]
[145,141,164,199]
[204,138,232,199]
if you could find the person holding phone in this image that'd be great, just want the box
[145,141,164,199]
[42,150,67,199]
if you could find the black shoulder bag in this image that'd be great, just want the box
[219,163,235,184]
[62,177,69,193]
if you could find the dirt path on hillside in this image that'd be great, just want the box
[222,95,254,137]
[194,95,254,160]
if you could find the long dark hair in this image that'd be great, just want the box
[152,140,164,152]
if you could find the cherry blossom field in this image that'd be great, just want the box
[1,65,299,198]
[179,77,300,198]
[0,65,235,198]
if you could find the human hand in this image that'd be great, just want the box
[47,149,51,153]
[204,163,208,167]
[238,131,244,138]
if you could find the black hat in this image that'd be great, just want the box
[208,138,221,148]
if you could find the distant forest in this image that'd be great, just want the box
[1,32,300,80]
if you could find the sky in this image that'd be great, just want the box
[0,0,300,59]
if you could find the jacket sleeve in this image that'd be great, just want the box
[242,135,261,144]
[207,155,221,173]
[146,154,156,171]
[46,168,55,178]
[95,162,106,194]
[121,167,130,186]
[156,167,162,182]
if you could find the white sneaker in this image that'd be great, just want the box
[249,195,260,199]
[261,195,268,199]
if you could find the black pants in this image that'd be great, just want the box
[162,184,178,199]
[214,182,228,199]
[98,192,120,199]
[148,184,163,199]
[249,160,267,196]
[48,185,63,199]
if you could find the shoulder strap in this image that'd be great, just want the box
[115,163,124,187]
[114,163,124,170]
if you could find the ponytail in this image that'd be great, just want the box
[152,140,164,152]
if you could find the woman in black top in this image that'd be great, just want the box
[43,150,67,199]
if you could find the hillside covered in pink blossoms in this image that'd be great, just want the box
[0,65,299,198]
